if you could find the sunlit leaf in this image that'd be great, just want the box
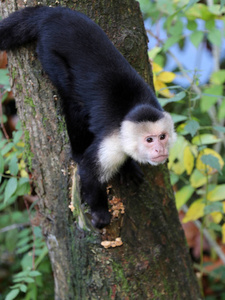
[222,224,225,244]
[184,146,194,175]
[175,185,195,210]
[168,136,189,175]
[211,70,225,85]
[218,99,225,121]
[210,212,223,224]
[201,85,223,112]
[148,47,162,60]
[201,154,222,175]
[192,134,221,145]
[207,184,225,201]
[157,71,176,83]
[196,148,224,175]
[182,199,205,223]
[190,169,208,188]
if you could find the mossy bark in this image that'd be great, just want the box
[0,0,201,299]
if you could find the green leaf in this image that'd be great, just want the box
[190,169,208,188]
[5,289,20,300]
[211,70,225,85]
[170,113,188,124]
[190,31,204,47]
[204,202,223,215]
[184,120,200,137]
[16,177,30,196]
[185,0,200,11]
[187,20,197,31]
[13,130,23,144]
[192,134,221,145]
[163,35,181,51]
[205,19,215,30]
[158,91,186,107]
[207,184,225,201]
[218,99,225,121]
[148,47,162,60]
[208,28,222,46]
[4,178,17,203]
[0,153,4,182]
[175,185,195,210]
[20,284,27,293]
[0,69,11,91]
[201,85,223,112]
[1,142,14,156]
[221,0,225,9]
[23,277,35,283]
[29,270,41,277]
[201,154,222,174]
[9,156,18,176]
[213,126,225,133]
[168,20,183,36]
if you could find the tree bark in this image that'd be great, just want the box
[0,0,202,299]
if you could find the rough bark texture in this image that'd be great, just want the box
[0,0,202,299]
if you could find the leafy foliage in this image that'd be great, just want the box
[138,0,225,298]
[0,62,53,299]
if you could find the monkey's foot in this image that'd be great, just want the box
[91,209,111,229]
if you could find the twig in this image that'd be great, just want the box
[0,222,30,233]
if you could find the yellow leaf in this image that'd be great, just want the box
[154,79,167,92]
[210,212,223,224]
[184,146,194,175]
[190,169,208,188]
[222,224,225,244]
[168,136,189,175]
[175,185,195,210]
[152,61,162,73]
[207,184,225,201]
[182,199,205,223]
[196,148,224,175]
[21,170,29,178]
[157,71,176,83]
[223,201,225,213]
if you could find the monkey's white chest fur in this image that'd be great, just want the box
[98,131,127,183]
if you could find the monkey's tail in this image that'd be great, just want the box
[0,6,48,50]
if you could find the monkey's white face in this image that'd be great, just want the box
[120,112,176,166]
[140,132,169,165]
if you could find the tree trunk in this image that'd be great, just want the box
[0,0,202,299]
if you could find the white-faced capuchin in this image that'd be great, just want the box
[0,6,176,228]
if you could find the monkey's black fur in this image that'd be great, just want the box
[0,6,164,228]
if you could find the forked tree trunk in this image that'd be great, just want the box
[0,0,201,299]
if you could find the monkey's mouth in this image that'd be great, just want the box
[151,155,168,163]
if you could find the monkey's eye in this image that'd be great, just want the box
[160,134,166,140]
[146,137,153,143]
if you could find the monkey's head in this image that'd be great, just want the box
[120,109,176,166]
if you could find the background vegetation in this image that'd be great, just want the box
[0,0,225,299]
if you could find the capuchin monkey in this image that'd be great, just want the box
[0,6,176,228]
